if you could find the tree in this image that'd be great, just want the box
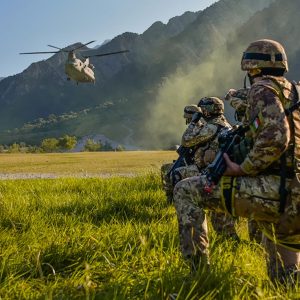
[41,138,59,152]
[58,135,77,150]
[83,139,101,152]
[8,143,20,153]
[102,142,113,151]
[115,144,125,152]
[0,145,5,153]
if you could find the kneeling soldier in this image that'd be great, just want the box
[174,39,300,282]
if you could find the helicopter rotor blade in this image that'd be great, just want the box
[72,40,96,52]
[47,44,63,50]
[48,45,70,53]
[19,51,60,55]
[84,49,130,58]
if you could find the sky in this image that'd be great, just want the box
[0,0,217,78]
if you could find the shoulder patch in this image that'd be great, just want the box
[250,111,264,132]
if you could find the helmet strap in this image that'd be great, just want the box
[247,72,261,85]
[243,75,248,89]
[260,68,285,76]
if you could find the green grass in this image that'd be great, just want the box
[0,174,299,299]
[0,151,176,175]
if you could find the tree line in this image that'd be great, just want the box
[0,135,125,153]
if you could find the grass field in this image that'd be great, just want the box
[0,151,176,176]
[0,152,299,299]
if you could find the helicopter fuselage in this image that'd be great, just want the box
[64,55,95,83]
[20,41,128,85]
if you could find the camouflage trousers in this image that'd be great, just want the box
[175,165,238,239]
[262,234,300,283]
[160,164,199,203]
[160,163,174,203]
[173,174,300,280]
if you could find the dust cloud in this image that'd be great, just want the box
[143,44,244,149]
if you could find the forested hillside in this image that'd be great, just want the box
[0,0,278,147]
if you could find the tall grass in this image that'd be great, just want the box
[0,174,298,299]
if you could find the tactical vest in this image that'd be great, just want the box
[233,76,300,175]
[194,116,231,169]
[258,76,300,174]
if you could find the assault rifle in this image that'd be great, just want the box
[204,125,249,193]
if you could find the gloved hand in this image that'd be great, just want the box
[191,111,203,124]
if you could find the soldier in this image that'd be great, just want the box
[161,105,202,203]
[174,97,231,182]
[173,39,300,282]
[173,97,240,239]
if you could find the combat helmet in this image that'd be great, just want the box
[184,105,202,124]
[241,39,288,72]
[197,97,224,117]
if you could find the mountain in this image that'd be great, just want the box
[143,0,300,148]
[0,0,276,147]
[0,77,4,82]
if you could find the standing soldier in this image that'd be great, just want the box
[173,39,300,282]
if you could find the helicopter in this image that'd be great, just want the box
[20,41,129,84]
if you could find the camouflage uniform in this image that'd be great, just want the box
[225,88,262,243]
[161,162,174,203]
[174,98,239,239]
[174,39,300,281]
[161,105,202,203]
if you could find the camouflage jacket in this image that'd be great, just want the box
[240,76,298,175]
[181,115,231,169]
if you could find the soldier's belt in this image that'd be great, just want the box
[261,168,295,179]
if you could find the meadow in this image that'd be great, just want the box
[0,151,176,176]
[0,151,299,299]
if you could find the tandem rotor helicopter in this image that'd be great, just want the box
[20,40,129,84]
